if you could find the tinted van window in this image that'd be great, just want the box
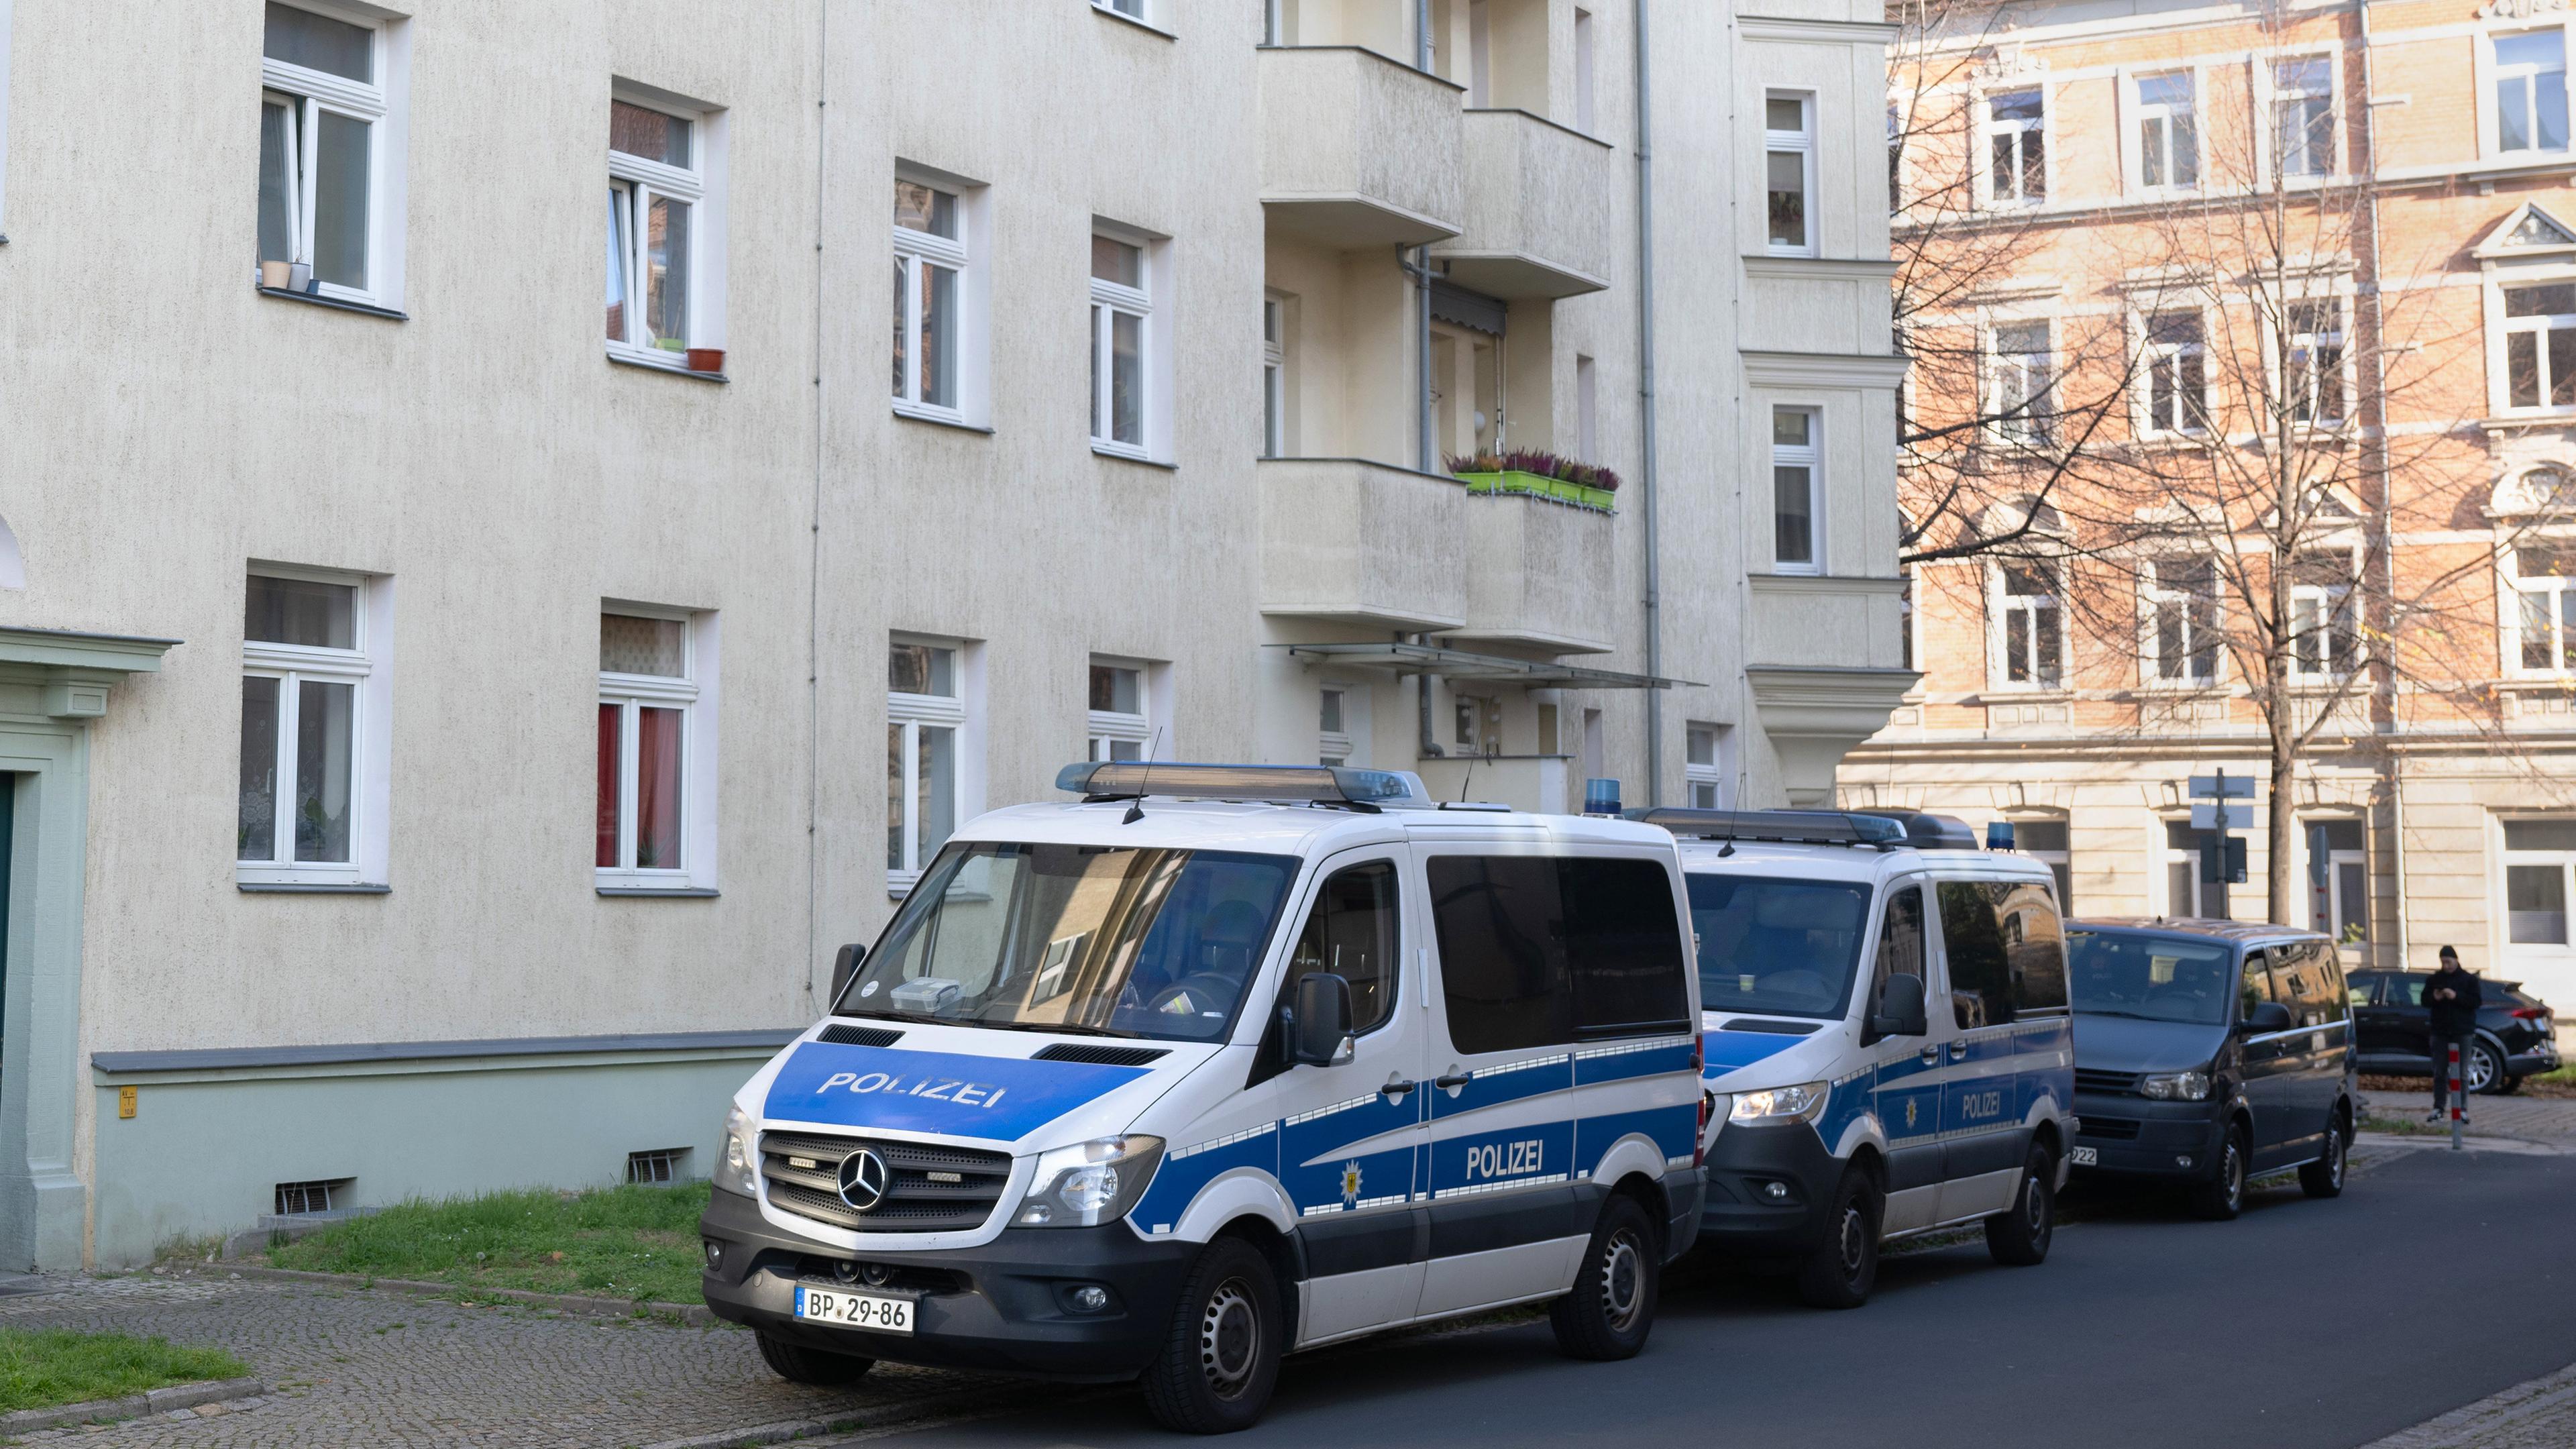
[1999,880,2069,1014]
[1282,861,1400,1034]
[1867,884,1927,1013]
[1690,875,1874,1020]
[2273,941,2343,1026]
[1937,881,2015,1027]
[1561,858,1692,1034]
[1428,855,1688,1054]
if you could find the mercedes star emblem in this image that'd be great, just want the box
[837,1147,892,1212]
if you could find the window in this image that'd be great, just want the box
[2273,57,2334,177]
[1937,879,2065,1026]
[1993,561,2063,688]
[1765,94,1815,255]
[893,173,978,420]
[2503,282,2576,410]
[0,0,14,237]
[626,1148,688,1185]
[1283,861,1401,1036]
[2503,818,2576,945]
[1087,658,1152,761]
[598,608,713,888]
[1263,297,1287,458]
[239,570,386,886]
[258,2,400,307]
[2273,942,2345,1027]
[2135,71,2199,190]
[2143,310,2207,434]
[1574,9,1597,133]
[1772,406,1819,571]
[2496,30,2569,154]
[1888,102,1905,211]
[607,91,724,368]
[1684,723,1735,809]
[1318,686,1364,766]
[1688,874,1873,1019]
[2147,555,2221,683]
[2015,817,2072,913]
[1095,0,1148,19]
[1988,320,2052,443]
[2286,298,2346,424]
[273,1178,351,1218]
[2306,819,2367,945]
[1900,566,1916,672]
[2289,549,2359,680]
[888,639,968,890]
[2165,819,2214,917]
[1429,855,1690,1053]
[1986,87,2045,204]
[1865,883,1927,1020]
[1090,231,1154,456]
[1576,354,1599,460]
[2511,544,2576,672]
[2238,951,2279,1022]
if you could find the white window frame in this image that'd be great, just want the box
[258,1,407,311]
[1086,655,1162,762]
[1093,0,1157,28]
[887,636,980,896]
[2138,307,2210,437]
[2494,276,2576,415]
[238,566,393,888]
[892,166,987,425]
[2279,292,2351,427]
[2161,818,2214,918]
[2485,25,2572,158]
[1988,557,2065,690]
[1986,316,2053,444]
[2288,545,2362,682]
[1318,684,1362,766]
[2143,553,2224,686]
[2261,52,2339,181]
[607,84,726,372]
[1900,564,1920,678]
[1981,84,2048,208]
[1090,223,1168,462]
[1764,91,1817,258]
[2301,818,2368,948]
[1684,722,1737,810]
[1770,405,1822,574]
[2498,815,2576,955]
[596,604,719,892]
[1263,294,1288,458]
[2010,814,2073,911]
[2506,539,2576,676]
[2126,67,2200,195]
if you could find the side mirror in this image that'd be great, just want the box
[1868,974,1930,1040]
[1289,972,1356,1067]
[830,943,867,1008]
[2242,1000,2294,1034]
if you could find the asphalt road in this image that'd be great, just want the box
[882,1146,2576,1449]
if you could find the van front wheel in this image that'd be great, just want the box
[1140,1236,1282,1434]
[755,1331,875,1386]
[1550,1193,1659,1360]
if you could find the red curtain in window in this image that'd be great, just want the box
[637,706,684,869]
[596,703,622,867]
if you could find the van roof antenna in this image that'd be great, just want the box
[1122,727,1166,824]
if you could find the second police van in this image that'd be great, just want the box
[697,763,1707,1433]
[1652,808,2076,1307]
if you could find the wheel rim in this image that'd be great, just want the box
[1599,1228,1648,1333]
[1836,1204,1869,1279]
[1198,1277,1260,1399]
[2468,1047,2498,1092]
[2328,1128,2347,1187]
[2025,1171,2048,1236]
[2224,1141,2245,1210]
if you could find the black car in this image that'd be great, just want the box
[2063,920,2357,1220]
[2349,970,2561,1093]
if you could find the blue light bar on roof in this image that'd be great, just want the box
[1627,808,1906,847]
[1054,761,1432,808]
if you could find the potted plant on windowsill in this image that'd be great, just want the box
[685,347,725,374]
[1446,449,1621,513]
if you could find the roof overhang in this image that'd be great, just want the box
[1281,641,1693,690]
[0,626,180,719]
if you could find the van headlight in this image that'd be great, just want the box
[2141,1071,2212,1102]
[716,1104,759,1195]
[1727,1082,1829,1126]
[1013,1136,1164,1228]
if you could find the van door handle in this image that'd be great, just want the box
[1919,1046,1940,1066]
[1433,1074,1472,1090]
[1381,1079,1418,1098]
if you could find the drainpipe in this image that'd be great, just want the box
[1633,0,1664,804]
[2359,0,2407,969]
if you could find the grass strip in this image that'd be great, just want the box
[0,1328,246,1414]
[266,1181,712,1307]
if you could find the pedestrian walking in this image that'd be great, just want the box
[2426,945,2482,1124]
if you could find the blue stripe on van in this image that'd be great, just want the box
[1701,1030,1801,1075]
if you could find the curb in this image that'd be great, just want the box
[0,1376,268,1436]
[201,1265,722,1326]
[639,1385,1115,1449]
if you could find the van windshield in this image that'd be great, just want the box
[838,841,1301,1042]
[1687,875,1874,1019]
[2066,931,2235,1026]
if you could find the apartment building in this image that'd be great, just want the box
[0,0,1902,1267]
[1856,0,2576,1011]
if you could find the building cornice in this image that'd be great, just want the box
[1742,350,1911,389]
[1743,254,1900,282]
[1737,15,1900,44]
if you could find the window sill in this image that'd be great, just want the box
[1093,446,1179,472]
[1091,3,1176,40]
[237,881,390,894]
[607,348,727,382]
[894,405,995,435]
[2481,413,2576,433]
[256,285,407,322]
[2131,432,2212,453]
[1977,688,2072,702]
[596,885,720,898]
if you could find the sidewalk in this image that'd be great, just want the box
[2357,1088,2576,1146]
[2359,1360,2576,1449]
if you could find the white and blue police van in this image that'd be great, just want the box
[1640,808,2075,1309]
[700,763,1707,1433]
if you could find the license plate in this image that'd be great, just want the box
[2071,1146,2098,1167]
[794,1285,915,1335]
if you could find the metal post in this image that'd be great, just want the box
[2449,1041,2463,1152]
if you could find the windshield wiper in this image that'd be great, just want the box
[832,1008,954,1025]
[2076,1008,2196,1023]
[967,1017,1132,1039]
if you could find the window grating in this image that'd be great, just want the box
[274,1178,350,1217]
[627,1148,690,1185]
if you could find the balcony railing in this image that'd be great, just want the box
[1259,46,1464,250]
[1431,108,1615,299]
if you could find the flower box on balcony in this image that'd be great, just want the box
[1456,470,1617,513]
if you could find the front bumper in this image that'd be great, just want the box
[1695,1124,1841,1256]
[698,1186,1193,1382]
[2070,1093,2226,1181]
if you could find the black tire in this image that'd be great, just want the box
[2500,1075,2525,1095]
[1985,1142,2056,1267]
[2299,1112,2349,1199]
[1793,1169,1882,1309]
[1140,1236,1282,1434]
[2468,1038,2508,1095]
[755,1330,875,1386]
[2188,1124,2249,1222]
[1550,1193,1660,1360]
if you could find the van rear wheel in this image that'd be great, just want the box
[1550,1193,1659,1360]
[755,1331,875,1386]
[1140,1236,1281,1434]
[1793,1168,1880,1309]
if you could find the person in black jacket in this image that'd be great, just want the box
[2426,945,2483,1122]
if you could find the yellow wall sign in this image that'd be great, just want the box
[117,1087,136,1120]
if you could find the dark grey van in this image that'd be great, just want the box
[2064,920,2357,1220]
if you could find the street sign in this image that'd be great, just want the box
[2189,773,2257,799]
[2198,835,2249,884]
[2190,798,2263,830]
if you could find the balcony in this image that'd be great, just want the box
[1430,109,1615,299]
[1259,458,1468,631]
[1259,46,1464,250]
[1452,490,1617,653]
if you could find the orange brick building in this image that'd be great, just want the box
[1851,0,2576,1014]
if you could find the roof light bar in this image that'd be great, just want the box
[1628,808,1905,847]
[1053,761,1432,810]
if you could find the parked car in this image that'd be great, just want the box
[2064,920,2356,1220]
[2349,969,2560,1093]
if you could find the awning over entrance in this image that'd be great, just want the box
[1280,641,1691,690]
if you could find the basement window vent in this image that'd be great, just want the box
[274,1179,351,1217]
[627,1148,690,1185]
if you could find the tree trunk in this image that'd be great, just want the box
[2269,712,2297,926]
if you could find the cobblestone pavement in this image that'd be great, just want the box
[2359,1360,2576,1449]
[2359,1088,2576,1144]
[0,1271,1058,1448]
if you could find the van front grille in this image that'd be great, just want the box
[2078,1116,2142,1141]
[759,1132,1014,1234]
[2074,1069,2142,1096]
